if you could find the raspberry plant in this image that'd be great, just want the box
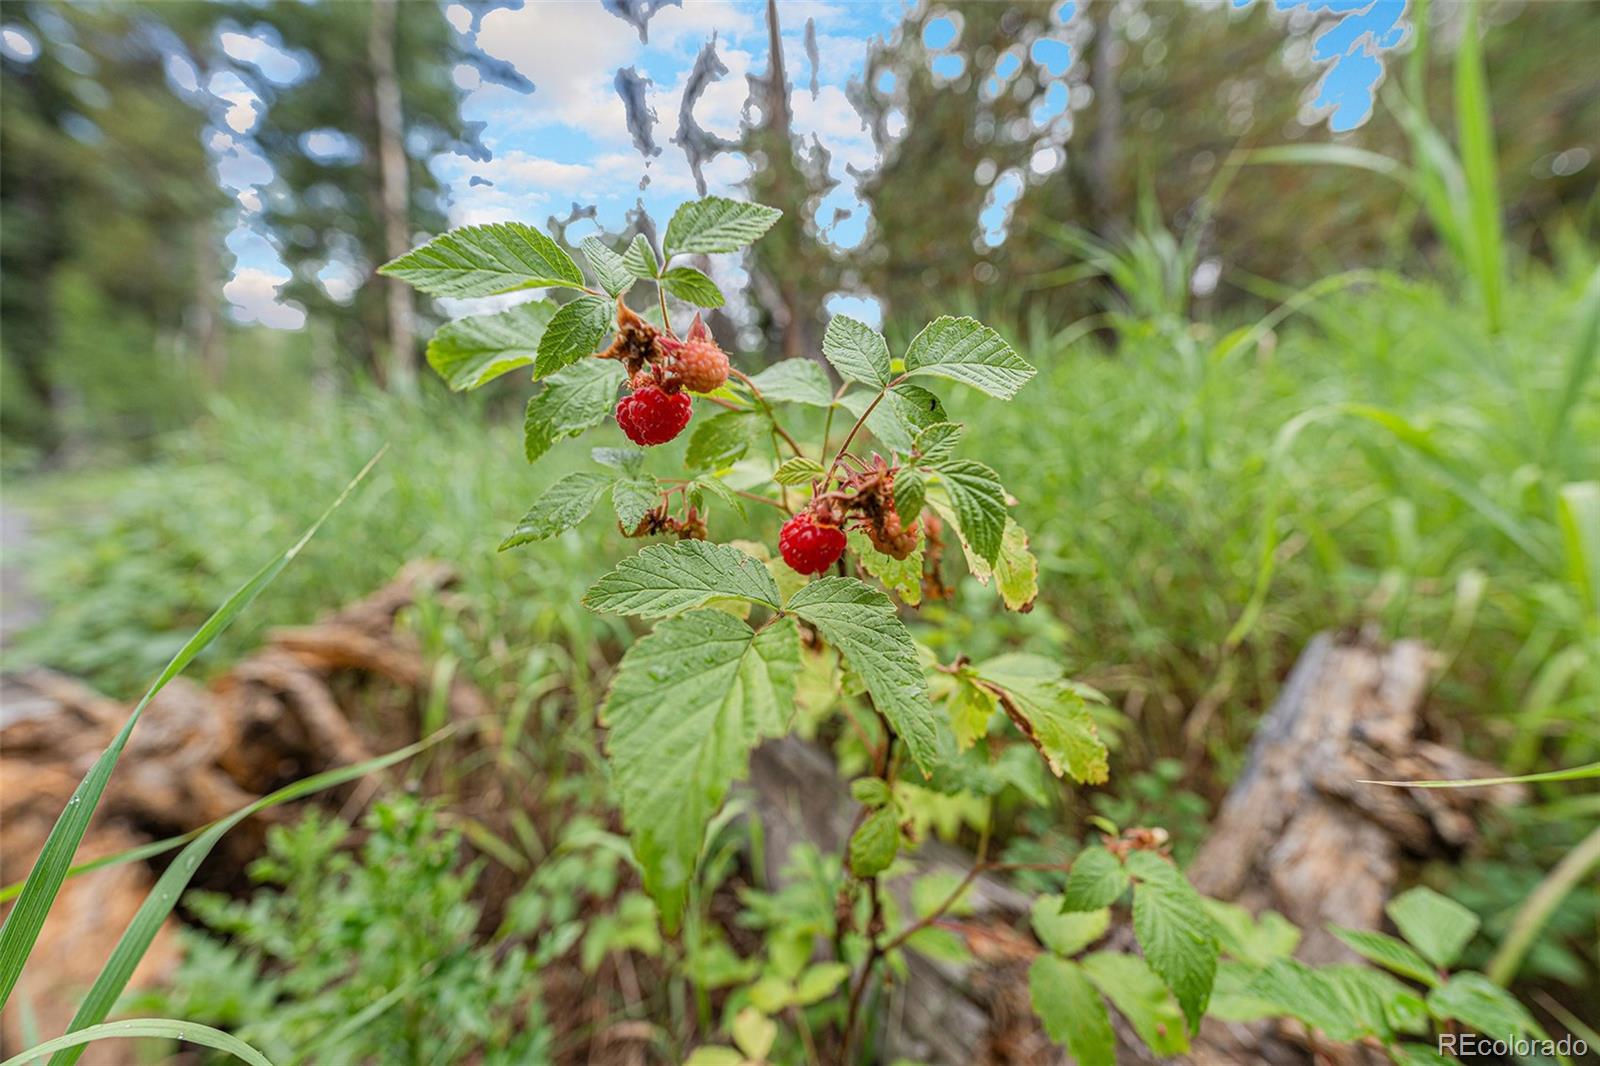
[380,197,1539,1064]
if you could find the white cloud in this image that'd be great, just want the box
[225,268,305,330]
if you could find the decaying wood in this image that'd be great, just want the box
[745,631,1521,1065]
[0,560,486,1057]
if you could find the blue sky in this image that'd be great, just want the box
[195,0,1413,329]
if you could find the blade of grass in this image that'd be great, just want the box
[2,1019,272,1066]
[48,726,451,1066]
[1485,825,1600,986]
[1546,269,1600,459]
[1360,761,1600,788]
[0,448,386,1011]
[1557,482,1600,622]
[1454,0,1505,335]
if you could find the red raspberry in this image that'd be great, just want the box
[779,512,847,575]
[616,385,692,446]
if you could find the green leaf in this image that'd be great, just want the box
[1081,951,1190,1056]
[932,459,1008,565]
[500,472,613,549]
[4,1019,273,1066]
[794,962,850,1005]
[822,315,892,388]
[1060,847,1129,911]
[580,235,634,297]
[1030,956,1116,1066]
[662,266,725,307]
[602,610,799,930]
[850,778,893,807]
[973,654,1108,784]
[1391,1045,1458,1066]
[592,446,645,474]
[947,676,998,749]
[732,1007,777,1060]
[849,806,900,877]
[1328,925,1441,987]
[1203,899,1300,968]
[524,360,627,463]
[836,384,947,454]
[611,476,659,530]
[893,469,926,526]
[902,315,1035,400]
[786,578,944,776]
[685,410,760,471]
[1126,850,1218,1033]
[1386,886,1480,969]
[623,234,660,278]
[1031,897,1110,957]
[47,732,448,1065]
[1426,972,1543,1041]
[1244,959,1363,1041]
[683,1049,743,1066]
[914,422,964,464]
[425,301,557,391]
[846,529,923,606]
[690,475,748,519]
[583,542,784,617]
[0,451,382,1013]
[964,518,1038,611]
[534,294,612,378]
[747,359,834,407]
[379,222,583,297]
[664,196,783,256]
[773,456,826,486]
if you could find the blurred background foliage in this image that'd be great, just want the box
[2,0,1597,1054]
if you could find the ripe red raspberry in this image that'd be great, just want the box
[660,313,730,393]
[779,512,847,574]
[616,385,692,446]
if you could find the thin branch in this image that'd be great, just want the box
[729,367,805,456]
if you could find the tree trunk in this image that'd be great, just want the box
[368,0,416,392]
[1087,0,1124,232]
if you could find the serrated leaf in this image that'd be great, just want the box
[747,359,834,407]
[524,360,627,463]
[662,266,725,307]
[602,610,799,930]
[580,236,634,297]
[974,654,1108,784]
[623,234,660,278]
[947,676,998,749]
[964,518,1038,611]
[914,422,964,464]
[1080,951,1190,1056]
[1031,956,1116,1066]
[1386,886,1479,969]
[849,805,900,877]
[774,456,825,486]
[822,315,892,388]
[380,222,583,297]
[851,777,893,807]
[534,295,612,378]
[902,315,1036,399]
[1328,925,1440,987]
[787,578,944,775]
[583,541,783,617]
[691,475,748,518]
[1126,850,1218,1033]
[592,446,645,474]
[893,469,926,526]
[1245,959,1367,1041]
[1032,897,1110,957]
[612,476,659,529]
[1426,972,1543,1041]
[500,472,613,549]
[846,530,923,606]
[1060,847,1129,911]
[686,410,760,471]
[664,196,782,256]
[1203,899,1301,968]
[425,301,557,391]
[932,459,1008,565]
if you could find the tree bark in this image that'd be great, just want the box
[368,0,416,392]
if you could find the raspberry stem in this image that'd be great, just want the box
[730,367,805,457]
